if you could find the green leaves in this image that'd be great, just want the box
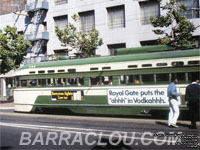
[55,14,103,57]
[151,0,196,49]
[0,26,31,74]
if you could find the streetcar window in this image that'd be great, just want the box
[90,67,98,71]
[156,63,167,66]
[15,77,20,87]
[188,60,200,65]
[188,72,199,82]
[60,78,67,86]
[128,75,134,83]
[120,75,126,85]
[176,73,185,82]
[102,67,111,70]
[56,78,63,86]
[6,78,13,88]
[156,73,169,82]
[47,78,56,86]
[38,79,46,86]
[58,70,65,73]
[142,64,152,67]
[142,74,154,83]
[78,78,84,86]
[133,75,140,84]
[127,75,141,85]
[48,70,55,73]
[47,79,51,86]
[38,70,45,74]
[68,78,77,86]
[102,76,112,85]
[21,80,27,87]
[29,71,35,74]
[90,77,100,85]
[68,69,76,73]
[128,65,137,68]
[64,78,71,86]
[172,61,184,66]
[29,79,37,86]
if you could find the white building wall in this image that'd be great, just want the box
[0,0,200,57]
[0,12,26,32]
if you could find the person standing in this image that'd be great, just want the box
[185,78,200,129]
[167,77,181,128]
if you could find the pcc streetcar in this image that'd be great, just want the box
[13,45,200,115]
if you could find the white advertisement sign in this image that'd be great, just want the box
[108,88,181,106]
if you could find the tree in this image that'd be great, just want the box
[150,0,196,49]
[0,26,31,74]
[55,14,103,57]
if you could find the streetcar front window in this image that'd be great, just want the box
[15,77,20,87]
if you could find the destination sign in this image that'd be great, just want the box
[108,88,181,106]
[51,91,84,101]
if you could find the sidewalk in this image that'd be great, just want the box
[0,100,14,109]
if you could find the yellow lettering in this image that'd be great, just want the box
[58,96,64,99]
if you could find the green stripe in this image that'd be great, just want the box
[116,45,175,55]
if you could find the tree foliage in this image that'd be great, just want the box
[150,0,196,48]
[55,14,103,57]
[0,26,31,74]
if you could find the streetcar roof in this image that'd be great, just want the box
[18,48,200,70]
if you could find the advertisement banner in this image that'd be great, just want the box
[108,88,181,106]
[51,91,84,101]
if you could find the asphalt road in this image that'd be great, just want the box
[0,110,199,150]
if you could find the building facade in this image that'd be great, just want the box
[0,0,199,60]
[0,0,200,100]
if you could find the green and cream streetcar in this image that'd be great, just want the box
[13,45,200,115]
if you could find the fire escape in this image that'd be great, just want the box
[25,0,49,57]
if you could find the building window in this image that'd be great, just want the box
[140,40,158,46]
[54,15,68,30]
[178,0,199,19]
[107,5,125,29]
[79,10,95,32]
[54,0,68,5]
[107,43,126,55]
[140,1,160,25]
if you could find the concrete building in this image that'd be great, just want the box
[0,0,200,100]
[0,0,199,60]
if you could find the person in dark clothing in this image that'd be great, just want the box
[185,78,200,129]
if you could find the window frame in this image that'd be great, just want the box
[107,5,125,29]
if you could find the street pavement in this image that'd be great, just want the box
[0,101,199,149]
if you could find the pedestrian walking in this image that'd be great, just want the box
[185,78,200,129]
[167,77,181,128]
